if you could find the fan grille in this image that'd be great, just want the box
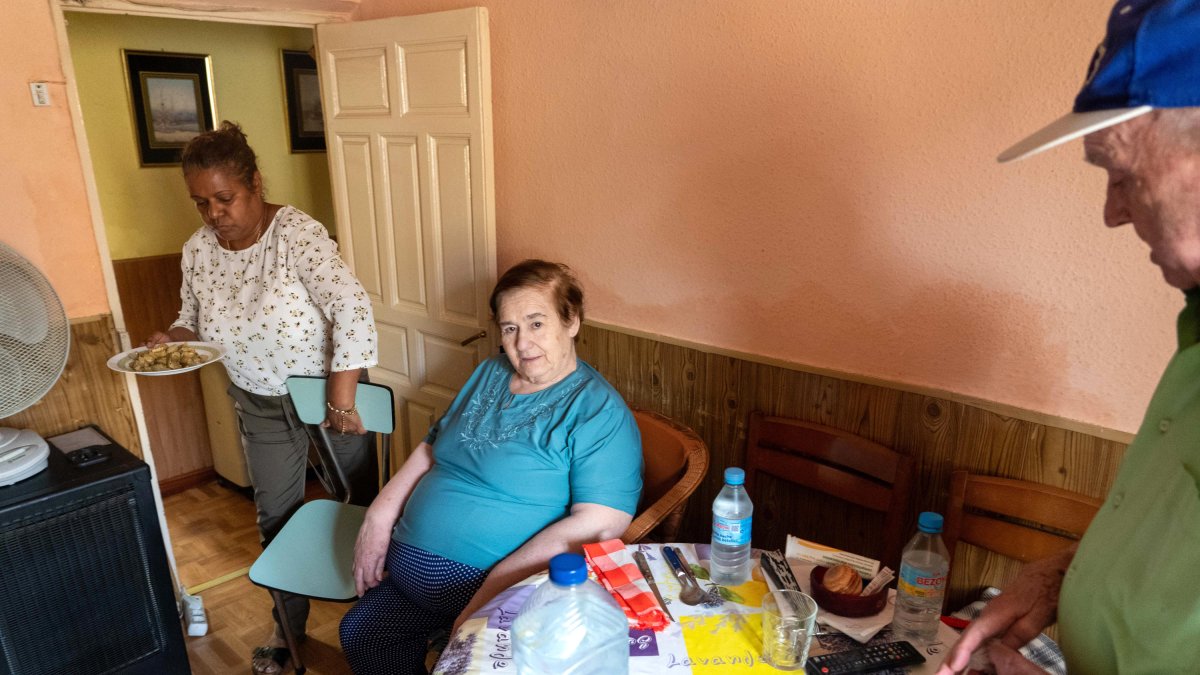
[0,242,70,418]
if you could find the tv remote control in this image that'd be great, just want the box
[804,640,925,674]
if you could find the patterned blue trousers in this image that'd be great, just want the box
[340,541,487,675]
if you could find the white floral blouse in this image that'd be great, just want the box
[171,205,377,396]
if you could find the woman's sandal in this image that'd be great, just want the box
[251,645,291,675]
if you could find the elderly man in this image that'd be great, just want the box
[938,1,1200,673]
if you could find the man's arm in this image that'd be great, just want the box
[936,544,1076,674]
[451,502,632,631]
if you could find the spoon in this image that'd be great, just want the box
[662,546,707,605]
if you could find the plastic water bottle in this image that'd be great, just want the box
[891,511,950,645]
[512,552,629,675]
[710,467,753,586]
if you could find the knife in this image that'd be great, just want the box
[633,551,674,621]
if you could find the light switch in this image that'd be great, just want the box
[30,83,50,107]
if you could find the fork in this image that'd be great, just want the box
[662,546,707,605]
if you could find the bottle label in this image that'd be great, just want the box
[712,515,751,546]
[896,564,946,599]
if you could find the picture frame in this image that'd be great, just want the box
[123,50,216,166]
[281,50,325,153]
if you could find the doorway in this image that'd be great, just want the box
[62,10,350,671]
[63,10,336,491]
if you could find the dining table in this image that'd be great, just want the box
[431,542,960,674]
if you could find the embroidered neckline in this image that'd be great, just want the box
[457,361,587,451]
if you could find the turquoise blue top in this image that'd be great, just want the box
[392,355,643,570]
[1058,287,1200,673]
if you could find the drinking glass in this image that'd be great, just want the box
[761,590,818,670]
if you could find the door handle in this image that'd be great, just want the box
[459,330,487,347]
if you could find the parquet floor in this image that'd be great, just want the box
[164,480,353,675]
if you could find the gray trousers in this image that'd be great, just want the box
[228,381,379,637]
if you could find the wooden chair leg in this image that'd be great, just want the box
[270,589,306,675]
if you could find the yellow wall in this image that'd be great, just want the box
[355,0,1177,435]
[66,12,335,260]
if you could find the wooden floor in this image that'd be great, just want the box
[164,480,353,675]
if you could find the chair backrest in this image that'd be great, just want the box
[285,375,396,503]
[745,411,914,570]
[285,375,396,434]
[621,409,710,544]
[943,470,1102,565]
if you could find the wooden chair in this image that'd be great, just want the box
[744,412,914,570]
[621,409,710,544]
[942,470,1102,611]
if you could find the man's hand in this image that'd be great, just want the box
[936,546,1074,675]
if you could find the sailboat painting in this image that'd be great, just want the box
[144,75,203,145]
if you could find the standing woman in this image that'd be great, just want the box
[145,121,379,675]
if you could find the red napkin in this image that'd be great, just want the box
[582,539,671,632]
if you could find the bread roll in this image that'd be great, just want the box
[822,564,861,595]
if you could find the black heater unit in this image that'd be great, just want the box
[0,429,190,675]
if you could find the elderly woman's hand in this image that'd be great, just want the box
[352,511,394,596]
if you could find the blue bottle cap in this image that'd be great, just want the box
[724,467,745,485]
[917,511,944,534]
[547,552,589,585]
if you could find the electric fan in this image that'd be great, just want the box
[0,241,70,486]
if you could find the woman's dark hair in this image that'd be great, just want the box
[180,121,259,189]
[489,259,585,327]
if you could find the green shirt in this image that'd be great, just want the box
[1058,288,1200,673]
[392,355,643,570]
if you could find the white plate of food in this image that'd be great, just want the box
[107,341,226,376]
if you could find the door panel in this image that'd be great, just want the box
[404,400,437,455]
[380,135,426,312]
[318,8,496,473]
[328,48,391,115]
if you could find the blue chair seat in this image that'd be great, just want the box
[248,499,367,602]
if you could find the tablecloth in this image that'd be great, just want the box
[432,543,958,675]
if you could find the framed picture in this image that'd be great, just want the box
[282,50,325,153]
[123,50,216,166]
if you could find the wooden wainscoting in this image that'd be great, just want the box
[113,253,214,484]
[0,314,140,454]
[575,322,1128,610]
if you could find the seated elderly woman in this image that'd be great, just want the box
[339,259,643,675]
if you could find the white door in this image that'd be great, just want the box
[317,8,496,467]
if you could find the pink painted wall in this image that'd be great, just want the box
[355,0,1178,434]
[2,0,1177,434]
[0,1,108,318]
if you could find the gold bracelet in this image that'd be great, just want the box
[326,401,357,434]
[326,401,358,416]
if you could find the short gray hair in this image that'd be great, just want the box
[1156,108,1200,152]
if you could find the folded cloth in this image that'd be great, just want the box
[581,539,671,632]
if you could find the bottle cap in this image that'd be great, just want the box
[724,467,745,485]
[917,511,944,534]
[547,552,589,585]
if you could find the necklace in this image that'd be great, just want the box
[217,204,270,251]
